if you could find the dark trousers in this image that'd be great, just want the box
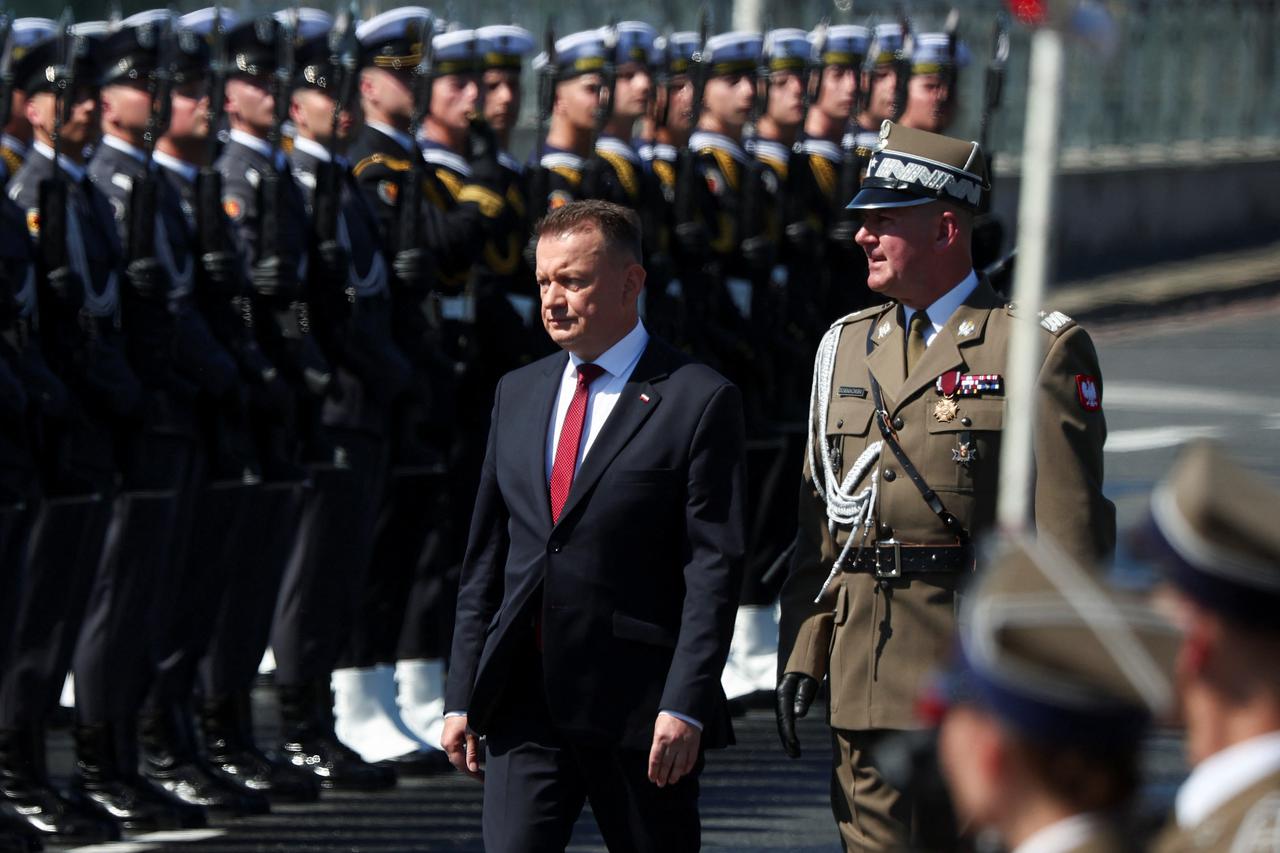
[482,648,702,853]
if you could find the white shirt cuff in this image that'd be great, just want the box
[659,710,702,730]
[444,710,467,718]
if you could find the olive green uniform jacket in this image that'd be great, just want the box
[779,277,1116,731]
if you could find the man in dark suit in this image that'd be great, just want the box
[443,200,746,852]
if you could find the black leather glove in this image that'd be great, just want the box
[467,119,505,192]
[674,221,710,260]
[200,250,240,295]
[47,266,84,308]
[392,247,433,295]
[740,234,773,269]
[125,257,168,299]
[249,256,298,301]
[776,672,820,759]
[317,240,349,280]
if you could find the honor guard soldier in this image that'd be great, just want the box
[580,21,658,211]
[899,31,969,135]
[84,11,268,820]
[776,122,1115,851]
[0,19,57,183]
[526,29,608,218]
[473,24,543,365]
[282,8,438,775]
[933,534,1179,853]
[751,28,809,168]
[1137,442,1280,853]
[853,24,904,156]
[787,24,874,334]
[148,7,320,806]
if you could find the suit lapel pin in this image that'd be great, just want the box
[639,393,651,404]
[877,321,891,339]
[957,319,975,337]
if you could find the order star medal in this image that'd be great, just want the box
[952,441,978,468]
[934,396,959,423]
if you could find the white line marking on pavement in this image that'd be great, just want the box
[1106,425,1222,453]
[1103,382,1265,413]
[66,830,227,852]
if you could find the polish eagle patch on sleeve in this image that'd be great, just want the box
[24,208,38,237]
[222,196,244,222]
[377,179,398,206]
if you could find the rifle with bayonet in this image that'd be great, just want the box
[391,13,436,300]
[578,20,617,201]
[890,3,913,122]
[196,2,237,292]
[255,8,300,304]
[738,26,771,271]
[974,11,1012,290]
[672,7,709,258]
[833,25,867,245]
[978,11,1009,155]
[125,15,174,298]
[525,17,556,224]
[38,12,82,307]
[313,1,358,290]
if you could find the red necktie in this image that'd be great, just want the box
[549,363,606,522]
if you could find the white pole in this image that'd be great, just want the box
[996,26,1066,533]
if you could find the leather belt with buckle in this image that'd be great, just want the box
[841,541,973,579]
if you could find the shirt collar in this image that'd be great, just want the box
[368,121,416,154]
[292,135,331,163]
[1176,731,1280,828]
[32,140,86,183]
[229,128,276,161]
[904,269,979,332]
[419,139,472,177]
[1012,813,1107,853]
[101,133,149,165]
[567,320,649,380]
[152,149,199,184]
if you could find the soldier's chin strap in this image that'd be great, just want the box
[865,318,971,547]
[808,321,882,603]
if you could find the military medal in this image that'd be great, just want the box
[934,371,960,423]
[952,441,978,467]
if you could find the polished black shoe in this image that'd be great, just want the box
[0,728,119,844]
[140,708,270,816]
[202,691,320,804]
[277,683,396,791]
[70,723,207,832]
[375,747,454,777]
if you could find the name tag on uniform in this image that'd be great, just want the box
[838,386,867,399]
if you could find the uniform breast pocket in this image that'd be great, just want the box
[924,397,1004,494]
[824,396,879,480]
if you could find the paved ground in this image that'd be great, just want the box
[36,296,1280,852]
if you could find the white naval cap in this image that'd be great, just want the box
[655,31,698,75]
[869,23,904,65]
[610,21,657,66]
[475,24,534,69]
[763,28,810,72]
[532,29,607,78]
[179,7,240,36]
[432,28,481,74]
[811,24,871,66]
[356,6,433,70]
[274,7,333,41]
[704,31,762,75]
[69,21,111,38]
[911,31,971,73]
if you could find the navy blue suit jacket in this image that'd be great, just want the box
[447,336,746,751]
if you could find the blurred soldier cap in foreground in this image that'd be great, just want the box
[532,29,606,80]
[1135,439,1280,630]
[224,16,284,79]
[431,29,480,76]
[810,24,870,68]
[868,23,903,67]
[13,28,101,95]
[655,31,698,76]
[846,119,988,212]
[762,28,810,73]
[355,6,432,71]
[930,533,1180,749]
[911,31,971,75]
[704,31,762,77]
[99,13,173,87]
[610,21,657,67]
[476,24,533,71]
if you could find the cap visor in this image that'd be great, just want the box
[845,186,935,211]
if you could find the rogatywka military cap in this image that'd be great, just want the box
[763,28,809,73]
[931,533,1180,750]
[1136,439,1280,629]
[704,31,762,77]
[355,6,432,71]
[13,27,101,95]
[610,22,657,67]
[810,24,870,68]
[655,31,698,76]
[475,24,533,71]
[911,31,971,75]
[847,120,988,212]
[532,29,607,80]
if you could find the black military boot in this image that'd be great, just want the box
[68,722,207,831]
[139,705,270,815]
[0,727,119,844]
[277,681,396,791]
[202,691,319,803]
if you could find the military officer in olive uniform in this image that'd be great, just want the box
[776,122,1115,851]
[1137,441,1280,853]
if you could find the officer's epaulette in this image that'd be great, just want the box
[830,302,893,329]
[352,153,412,178]
[1005,303,1077,337]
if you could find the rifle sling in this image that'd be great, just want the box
[865,319,970,545]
